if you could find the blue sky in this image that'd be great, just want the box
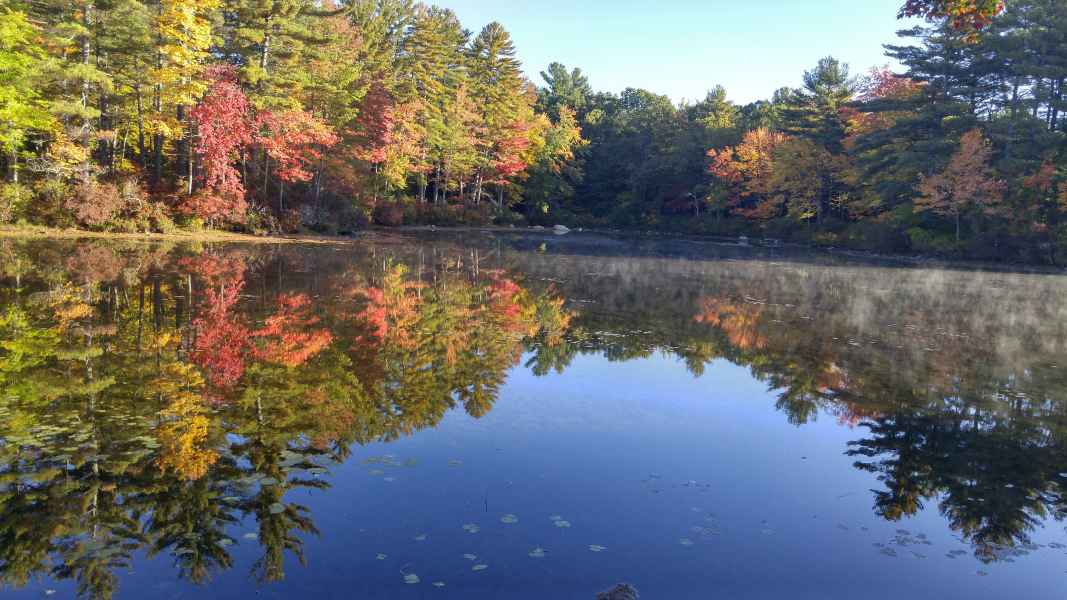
[434,0,921,105]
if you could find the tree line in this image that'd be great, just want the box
[2,0,1066,261]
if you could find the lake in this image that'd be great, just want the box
[1,230,1066,600]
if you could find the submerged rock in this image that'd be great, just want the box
[596,583,639,600]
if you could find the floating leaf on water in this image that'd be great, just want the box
[243,533,258,540]
[376,554,387,560]
[679,538,694,547]
[432,582,446,588]
[463,553,477,561]
[403,573,420,584]
[414,534,427,542]
[588,545,607,552]
[554,520,571,528]
[268,503,285,515]
[500,514,519,524]
[471,564,488,572]
[528,547,547,558]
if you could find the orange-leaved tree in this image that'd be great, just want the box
[916,129,1005,241]
[707,128,789,219]
[899,1,1006,36]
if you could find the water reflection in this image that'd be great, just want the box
[0,234,1065,598]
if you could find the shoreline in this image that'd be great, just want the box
[0,226,355,245]
[3,224,1064,273]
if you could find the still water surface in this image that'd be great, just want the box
[1,231,1066,599]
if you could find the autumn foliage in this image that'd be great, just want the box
[707,128,789,218]
[899,0,1006,33]
[916,129,1006,240]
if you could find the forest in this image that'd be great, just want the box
[1,0,1066,261]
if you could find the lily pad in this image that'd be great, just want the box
[528,547,547,558]
[500,514,519,524]
[588,545,607,552]
[403,573,420,584]
[268,503,285,515]
[472,564,488,572]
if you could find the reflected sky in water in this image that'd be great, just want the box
[0,231,1066,599]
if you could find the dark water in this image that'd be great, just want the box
[1,231,1066,600]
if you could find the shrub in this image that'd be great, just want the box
[65,180,123,229]
[841,221,905,252]
[373,202,405,226]
[493,207,526,227]
[242,204,278,235]
[32,179,74,227]
[279,208,302,233]
[0,183,29,224]
[906,227,960,255]
[336,203,369,234]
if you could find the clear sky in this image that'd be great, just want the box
[433,0,921,105]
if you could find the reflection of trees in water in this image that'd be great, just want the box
[2,235,1067,595]
[502,244,1067,563]
[0,240,572,599]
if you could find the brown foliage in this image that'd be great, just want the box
[64,180,123,229]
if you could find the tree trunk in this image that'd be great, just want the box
[80,2,94,179]
[136,87,146,168]
[177,104,187,190]
[8,149,17,186]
